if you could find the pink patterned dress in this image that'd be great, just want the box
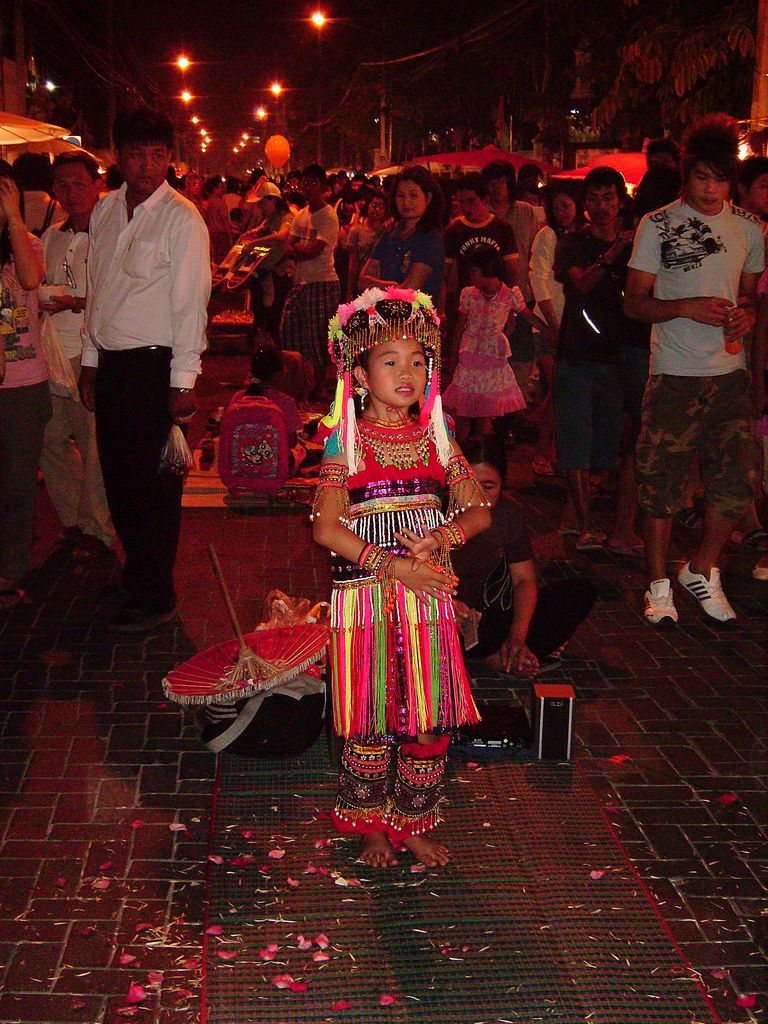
[443,283,526,418]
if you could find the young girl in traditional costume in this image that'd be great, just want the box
[312,287,490,868]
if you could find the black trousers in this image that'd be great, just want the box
[95,347,182,613]
[473,578,597,661]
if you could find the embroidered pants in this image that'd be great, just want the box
[332,736,450,840]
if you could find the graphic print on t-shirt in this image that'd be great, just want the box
[651,209,725,272]
[0,286,33,362]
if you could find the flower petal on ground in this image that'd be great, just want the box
[271,973,295,989]
[715,793,738,805]
[332,999,353,1010]
[269,848,286,859]
[118,953,137,966]
[289,981,310,992]
[710,968,729,979]
[99,860,114,871]
[608,754,632,764]
[182,956,201,970]
[287,876,300,887]
[258,947,277,961]
[125,984,146,1004]
[207,854,224,865]
[589,870,605,880]
[314,933,330,949]
[379,993,398,1005]
[91,877,110,890]
[169,823,188,832]
[146,971,163,985]
[216,949,239,960]
[205,925,224,935]
[130,819,145,829]
[736,994,757,1008]
[313,951,330,962]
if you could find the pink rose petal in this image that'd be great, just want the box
[304,866,317,874]
[182,956,201,970]
[736,994,757,1008]
[258,947,277,961]
[296,935,312,951]
[116,1009,139,1018]
[207,854,224,865]
[332,999,353,1010]
[240,829,255,838]
[216,949,238,960]
[100,860,114,871]
[379,993,398,1006]
[169,823,188,832]
[710,967,730,979]
[289,981,310,992]
[608,754,632,764]
[269,848,286,859]
[130,819,145,829]
[410,863,426,874]
[133,923,152,933]
[56,877,65,888]
[715,793,738,805]
[91,877,110,890]
[318,867,329,875]
[229,854,257,867]
[466,761,480,768]
[589,869,605,880]
[205,925,224,935]
[125,983,146,1004]
[314,933,329,949]
[271,973,294,989]
[312,950,330,962]
[314,838,332,849]
[146,971,163,985]
[118,953,137,966]
[287,877,300,887]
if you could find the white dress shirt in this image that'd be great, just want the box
[81,181,211,388]
[41,221,89,358]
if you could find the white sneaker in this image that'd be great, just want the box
[677,563,736,622]
[644,578,678,625]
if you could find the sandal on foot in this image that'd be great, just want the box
[736,528,768,550]
[576,532,605,551]
[532,455,555,476]
[0,587,25,610]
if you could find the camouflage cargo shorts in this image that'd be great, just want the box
[636,370,756,519]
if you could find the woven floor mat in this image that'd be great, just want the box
[204,740,717,1024]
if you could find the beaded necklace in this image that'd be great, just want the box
[358,417,430,470]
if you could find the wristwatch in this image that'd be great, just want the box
[173,387,193,394]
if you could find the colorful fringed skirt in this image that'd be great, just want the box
[329,467,479,740]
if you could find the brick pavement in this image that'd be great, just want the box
[0,350,766,1023]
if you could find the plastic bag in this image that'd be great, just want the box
[39,313,78,399]
[256,589,330,630]
[158,425,194,476]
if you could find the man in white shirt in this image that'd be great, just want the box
[39,151,115,560]
[625,114,763,627]
[79,108,211,633]
[279,164,339,397]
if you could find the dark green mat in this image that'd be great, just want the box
[204,737,717,1024]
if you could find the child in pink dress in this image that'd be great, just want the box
[443,249,527,441]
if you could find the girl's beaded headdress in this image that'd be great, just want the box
[317,287,452,473]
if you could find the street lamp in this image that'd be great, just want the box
[255,106,267,120]
[181,90,192,103]
[311,11,326,27]
[270,82,283,97]
[176,55,191,71]
[242,133,249,141]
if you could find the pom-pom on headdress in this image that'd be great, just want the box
[317,287,451,474]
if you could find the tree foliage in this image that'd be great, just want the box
[594,0,756,131]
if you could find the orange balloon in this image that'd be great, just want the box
[265,134,290,169]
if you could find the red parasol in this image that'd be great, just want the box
[413,145,554,174]
[162,623,329,705]
[550,152,647,188]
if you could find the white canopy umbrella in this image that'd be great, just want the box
[0,111,71,146]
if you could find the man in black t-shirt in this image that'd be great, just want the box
[553,166,642,550]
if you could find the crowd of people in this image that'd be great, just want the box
[0,106,766,637]
[0,103,766,867]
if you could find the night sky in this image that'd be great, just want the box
[31,0,502,156]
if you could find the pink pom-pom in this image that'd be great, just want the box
[337,301,358,327]
[385,286,416,303]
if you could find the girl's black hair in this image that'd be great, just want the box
[462,437,506,480]
[465,247,507,282]
[392,165,445,233]
[250,340,283,381]
[0,159,25,268]
[543,180,585,238]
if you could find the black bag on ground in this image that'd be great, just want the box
[452,701,533,761]
[201,674,325,757]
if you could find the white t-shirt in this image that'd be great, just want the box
[42,223,89,358]
[291,204,339,285]
[629,199,764,376]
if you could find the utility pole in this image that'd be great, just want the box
[14,0,26,114]
[752,0,768,129]
[106,0,116,131]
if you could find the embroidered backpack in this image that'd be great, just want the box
[219,390,289,496]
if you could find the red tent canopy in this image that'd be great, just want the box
[551,152,647,188]
[413,145,553,174]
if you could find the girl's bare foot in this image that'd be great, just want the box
[359,831,398,868]
[402,833,450,867]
